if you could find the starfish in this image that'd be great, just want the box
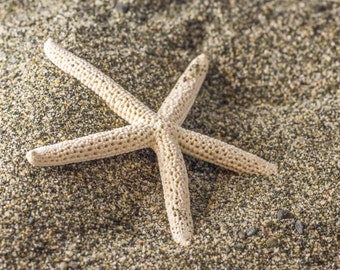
[27,39,278,246]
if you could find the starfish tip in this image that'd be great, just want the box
[268,163,279,176]
[26,150,38,166]
[171,226,193,247]
[198,53,209,64]
[175,236,191,247]
[44,38,56,55]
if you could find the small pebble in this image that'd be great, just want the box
[234,242,246,250]
[238,230,246,240]
[295,220,304,234]
[264,220,275,228]
[115,3,129,13]
[277,209,294,220]
[68,261,79,269]
[28,216,35,225]
[245,227,258,237]
[266,237,279,248]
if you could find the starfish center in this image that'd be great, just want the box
[151,117,177,137]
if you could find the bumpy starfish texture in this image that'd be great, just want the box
[27,39,278,246]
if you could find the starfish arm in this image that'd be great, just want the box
[177,127,278,176]
[26,124,153,167]
[152,130,194,246]
[44,39,156,125]
[157,54,209,125]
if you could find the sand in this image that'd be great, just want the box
[0,0,339,268]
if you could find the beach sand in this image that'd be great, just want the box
[1,0,339,268]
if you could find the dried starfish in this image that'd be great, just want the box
[27,39,278,246]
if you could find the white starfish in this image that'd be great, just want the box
[27,39,278,246]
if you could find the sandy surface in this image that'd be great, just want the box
[0,0,339,268]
